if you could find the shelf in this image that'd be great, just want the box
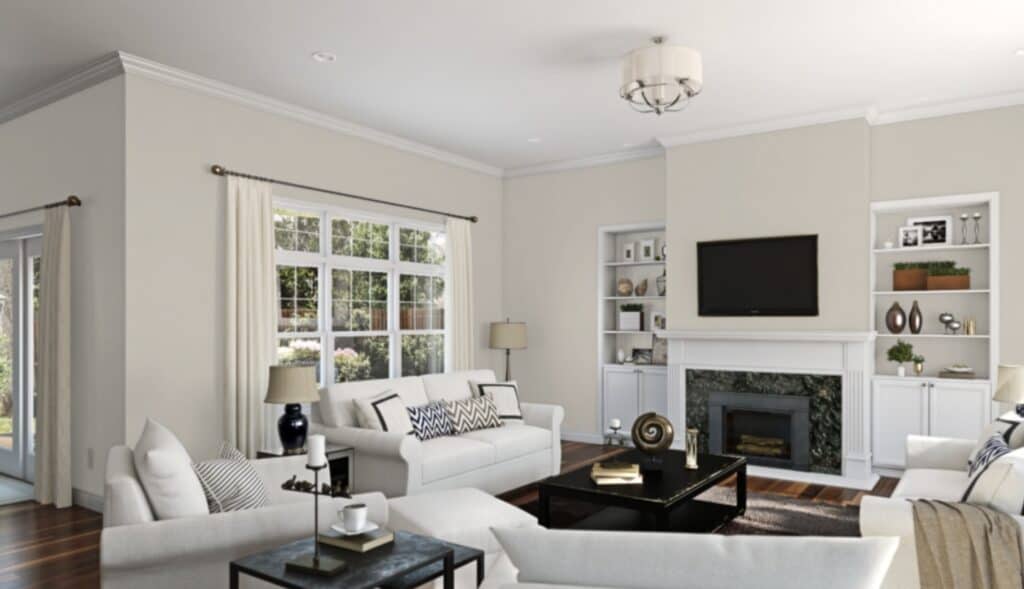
[603,330,653,335]
[603,260,666,267]
[603,296,666,301]
[875,333,990,339]
[873,374,991,384]
[872,243,989,254]
[872,289,989,296]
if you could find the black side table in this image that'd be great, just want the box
[258,445,355,497]
[229,531,485,589]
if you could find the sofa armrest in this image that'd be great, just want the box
[310,422,422,496]
[859,496,917,589]
[521,403,564,476]
[905,434,974,471]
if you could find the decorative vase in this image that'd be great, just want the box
[634,279,648,296]
[908,301,923,334]
[885,302,907,334]
[914,362,925,376]
[656,270,666,296]
[685,428,699,470]
[616,349,626,363]
[616,278,634,296]
[278,404,310,454]
[896,365,906,377]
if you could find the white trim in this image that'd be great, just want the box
[656,106,871,148]
[0,52,124,124]
[656,330,877,343]
[504,147,664,178]
[73,487,104,513]
[872,91,1024,126]
[747,465,880,491]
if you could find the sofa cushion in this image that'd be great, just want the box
[407,401,456,441]
[318,375,429,427]
[963,447,1024,513]
[473,381,523,422]
[133,419,210,520]
[354,390,415,434]
[446,397,503,434]
[892,468,968,501]
[422,369,496,402]
[461,424,552,463]
[969,416,1024,469]
[420,437,496,482]
[192,443,269,513]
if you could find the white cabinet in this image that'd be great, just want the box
[872,377,990,469]
[602,366,668,432]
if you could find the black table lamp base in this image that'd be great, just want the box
[278,403,309,453]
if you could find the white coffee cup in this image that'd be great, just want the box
[342,503,368,532]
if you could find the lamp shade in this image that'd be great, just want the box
[264,365,320,404]
[994,364,1024,404]
[490,321,527,350]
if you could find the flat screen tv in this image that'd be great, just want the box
[697,235,818,316]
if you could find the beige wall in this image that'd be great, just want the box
[665,119,871,331]
[0,77,126,497]
[870,105,1024,363]
[502,158,665,434]
[123,74,504,458]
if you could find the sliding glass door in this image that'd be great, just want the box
[0,236,39,481]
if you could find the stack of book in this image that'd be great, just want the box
[590,461,642,485]
[318,527,395,553]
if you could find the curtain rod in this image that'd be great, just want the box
[210,165,478,223]
[0,196,81,222]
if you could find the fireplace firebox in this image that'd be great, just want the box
[708,391,810,471]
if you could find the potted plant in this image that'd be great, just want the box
[926,261,970,291]
[893,262,929,291]
[887,340,915,377]
[618,303,644,331]
[912,354,925,376]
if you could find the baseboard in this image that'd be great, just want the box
[73,488,104,513]
[560,431,606,445]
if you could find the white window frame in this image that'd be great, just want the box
[273,197,449,383]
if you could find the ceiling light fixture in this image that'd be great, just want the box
[1016,48,1024,57]
[620,36,702,116]
[311,51,337,63]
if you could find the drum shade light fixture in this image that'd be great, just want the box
[620,36,703,116]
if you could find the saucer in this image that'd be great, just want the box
[329,521,379,536]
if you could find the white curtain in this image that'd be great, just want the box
[35,206,72,508]
[225,176,276,458]
[446,218,474,370]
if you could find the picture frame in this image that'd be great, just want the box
[632,348,653,365]
[652,336,668,365]
[907,215,953,245]
[623,242,635,262]
[639,239,656,261]
[650,312,667,331]
[898,226,923,248]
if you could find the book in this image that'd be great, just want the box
[318,527,395,553]
[591,461,640,478]
[591,473,643,485]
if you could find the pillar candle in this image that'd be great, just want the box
[307,434,327,467]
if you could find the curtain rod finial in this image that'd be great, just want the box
[67,195,81,207]
[211,164,226,176]
[470,216,479,223]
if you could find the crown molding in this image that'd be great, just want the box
[503,146,664,178]
[0,52,124,125]
[656,106,872,148]
[871,90,1024,126]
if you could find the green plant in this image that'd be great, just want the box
[620,303,643,312]
[886,340,915,364]
[928,265,969,276]
[893,261,969,276]
[912,354,925,364]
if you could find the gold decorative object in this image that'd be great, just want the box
[685,428,699,469]
[634,278,648,296]
[616,278,634,296]
[631,412,674,455]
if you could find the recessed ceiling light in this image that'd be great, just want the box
[526,137,542,143]
[311,51,337,63]
[622,143,634,148]
[1016,48,1024,57]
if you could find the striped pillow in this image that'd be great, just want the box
[407,401,455,441]
[193,443,268,513]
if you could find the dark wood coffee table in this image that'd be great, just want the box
[538,449,746,533]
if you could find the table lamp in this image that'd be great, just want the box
[490,318,527,381]
[264,365,320,454]
[994,364,1024,418]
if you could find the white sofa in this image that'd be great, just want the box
[860,434,1024,589]
[311,369,564,497]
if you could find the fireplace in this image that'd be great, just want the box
[708,391,810,471]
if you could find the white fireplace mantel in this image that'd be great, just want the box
[658,329,878,490]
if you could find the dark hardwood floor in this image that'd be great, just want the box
[0,441,897,588]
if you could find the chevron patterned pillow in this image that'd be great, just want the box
[192,443,268,513]
[407,401,455,440]
[445,397,503,434]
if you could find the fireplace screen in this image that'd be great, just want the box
[708,391,811,471]
[725,410,792,460]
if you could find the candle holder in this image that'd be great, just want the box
[285,464,346,576]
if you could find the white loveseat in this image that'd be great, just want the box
[311,369,564,497]
[860,434,1024,589]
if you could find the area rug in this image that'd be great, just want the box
[515,485,860,537]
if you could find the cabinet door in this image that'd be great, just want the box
[872,380,928,468]
[929,381,989,441]
[604,368,640,429]
[639,370,668,417]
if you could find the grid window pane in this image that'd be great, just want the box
[277,337,322,382]
[332,269,388,331]
[274,209,320,253]
[278,265,319,332]
[399,274,444,330]
[401,334,445,376]
[332,218,390,260]
[399,228,445,264]
[334,336,389,382]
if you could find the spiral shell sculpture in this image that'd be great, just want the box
[631,412,674,455]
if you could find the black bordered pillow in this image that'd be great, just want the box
[192,443,268,513]
[472,381,523,422]
[445,396,503,434]
[407,401,455,441]
[963,443,1024,515]
[354,390,414,434]
[969,417,1024,471]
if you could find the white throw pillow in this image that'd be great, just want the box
[193,443,269,513]
[963,446,1024,515]
[969,416,1024,469]
[472,380,523,422]
[133,419,210,520]
[354,390,414,434]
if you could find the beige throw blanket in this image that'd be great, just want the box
[912,500,1024,589]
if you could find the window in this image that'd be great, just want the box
[274,203,447,383]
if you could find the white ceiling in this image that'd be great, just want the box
[2,0,1024,173]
